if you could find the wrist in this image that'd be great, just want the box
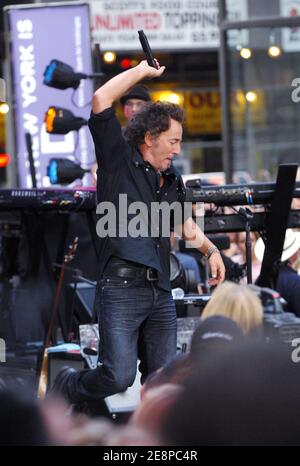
[136,63,149,79]
[204,245,219,260]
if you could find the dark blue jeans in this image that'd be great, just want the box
[68,264,177,403]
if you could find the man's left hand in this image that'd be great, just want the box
[207,252,226,286]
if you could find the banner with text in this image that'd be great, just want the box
[6,3,94,188]
[89,0,247,51]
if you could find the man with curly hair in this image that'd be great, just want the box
[51,60,225,405]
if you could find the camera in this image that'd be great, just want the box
[170,252,199,294]
[248,285,300,344]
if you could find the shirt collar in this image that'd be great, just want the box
[131,150,178,180]
[132,150,148,167]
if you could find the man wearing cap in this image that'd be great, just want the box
[120,84,151,122]
[255,229,300,315]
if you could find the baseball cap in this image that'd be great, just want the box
[190,316,243,358]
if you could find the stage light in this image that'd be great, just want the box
[0,153,11,167]
[45,106,87,134]
[0,103,9,114]
[43,59,104,90]
[159,91,183,105]
[245,91,257,103]
[120,58,133,69]
[152,90,184,106]
[43,60,86,90]
[268,45,282,58]
[240,47,252,59]
[103,51,117,64]
[47,158,90,185]
[267,30,282,59]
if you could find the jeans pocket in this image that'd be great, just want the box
[102,275,140,289]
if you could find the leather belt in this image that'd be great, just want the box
[106,265,158,281]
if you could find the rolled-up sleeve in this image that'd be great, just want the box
[88,107,129,172]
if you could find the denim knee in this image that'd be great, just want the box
[96,365,137,394]
[113,374,136,393]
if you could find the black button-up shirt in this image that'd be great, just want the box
[88,107,186,291]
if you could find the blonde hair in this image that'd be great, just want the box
[201,281,263,334]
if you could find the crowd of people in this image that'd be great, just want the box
[1,288,300,446]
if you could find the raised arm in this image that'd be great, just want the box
[92,59,165,114]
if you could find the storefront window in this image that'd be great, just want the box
[225,0,279,21]
[227,26,300,180]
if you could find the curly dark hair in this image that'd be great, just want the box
[124,101,184,148]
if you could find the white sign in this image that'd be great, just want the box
[281,0,300,51]
[0,78,5,102]
[89,0,247,51]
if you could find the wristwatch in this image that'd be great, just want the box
[205,245,219,260]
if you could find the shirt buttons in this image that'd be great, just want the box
[135,162,139,167]
[145,168,149,172]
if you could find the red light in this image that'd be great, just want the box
[0,153,11,167]
[120,58,132,69]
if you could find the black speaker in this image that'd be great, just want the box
[65,283,96,335]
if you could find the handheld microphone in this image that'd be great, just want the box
[138,30,158,69]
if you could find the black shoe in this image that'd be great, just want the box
[48,366,76,403]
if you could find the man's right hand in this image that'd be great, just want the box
[138,59,166,79]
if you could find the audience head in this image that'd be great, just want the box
[141,354,191,398]
[190,315,243,360]
[201,281,263,335]
[0,386,49,445]
[106,424,160,446]
[161,341,300,445]
[255,229,300,271]
[236,230,259,261]
[120,85,151,122]
[130,383,182,438]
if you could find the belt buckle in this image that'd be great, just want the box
[146,268,157,281]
